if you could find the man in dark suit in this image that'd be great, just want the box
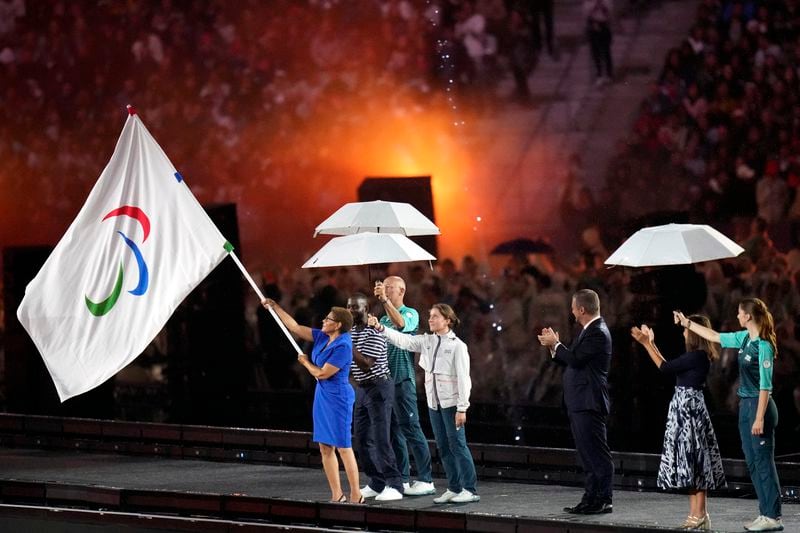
[538,289,613,514]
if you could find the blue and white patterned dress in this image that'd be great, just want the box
[657,350,726,490]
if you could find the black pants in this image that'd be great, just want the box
[530,0,555,55]
[587,22,613,78]
[353,377,402,492]
[569,410,614,503]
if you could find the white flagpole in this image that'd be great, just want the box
[228,252,303,354]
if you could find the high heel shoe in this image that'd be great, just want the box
[355,495,365,504]
[681,514,710,530]
[332,493,346,503]
[680,515,700,529]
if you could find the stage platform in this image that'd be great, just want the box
[0,414,798,532]
[1,447,798,533]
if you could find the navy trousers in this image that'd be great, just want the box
[569,410,614,504]
[353,377,402,492]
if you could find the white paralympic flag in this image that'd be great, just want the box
[17,107,232,401]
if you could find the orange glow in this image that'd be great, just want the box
[325,101,476,262]
[215,84,496,269]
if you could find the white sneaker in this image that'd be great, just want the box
[361,485,379,498]
[404,480,436,496]
[745,515,784,531]
[745,516,764,530]
[450,489,480,503]
[433,489,459,504]
[375,486,403,501]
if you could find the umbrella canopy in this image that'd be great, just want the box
[490,237,554,255]
[604,223,744,267]
[314,200,440,237]
[302,232,436,268]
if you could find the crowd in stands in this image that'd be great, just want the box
[604,0,800,230]
[2,0,800,446]
[0,0,546,259]
[249,0,800,442]
[554,0,800,439]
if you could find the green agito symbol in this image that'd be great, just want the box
[85,206,151,316]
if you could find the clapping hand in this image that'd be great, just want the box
[630,324,654,345]
[537,327,559,347]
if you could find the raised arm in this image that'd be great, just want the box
[262,298,313,342]
[674,311,720,344]
[552,327,607,368]
[368,314,425,352]
[374,282,407,329]
[631,325,666,368]
[382,299,407,329]
[383,325,426,352]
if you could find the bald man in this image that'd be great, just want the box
[368,276,435,497]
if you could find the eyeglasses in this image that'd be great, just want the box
[322,316,338,322]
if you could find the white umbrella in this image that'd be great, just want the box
[605,223,744,267]
[302,232,436,268]
[314,200,440,237]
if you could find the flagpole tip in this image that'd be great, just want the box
[126,105,137,116]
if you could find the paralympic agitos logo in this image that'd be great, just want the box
[85,205,151,316]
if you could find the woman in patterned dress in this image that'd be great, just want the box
[675,300,783,532]
[631,314,725,530]
[262,298,361,503]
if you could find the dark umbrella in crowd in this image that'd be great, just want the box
[490,237,554,255]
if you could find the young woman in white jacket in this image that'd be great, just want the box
[369,303,479,504]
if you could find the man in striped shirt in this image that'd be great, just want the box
[348,294,403,501]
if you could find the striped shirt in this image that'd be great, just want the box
[350,326,390,382]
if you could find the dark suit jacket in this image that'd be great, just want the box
[553,317,612,415]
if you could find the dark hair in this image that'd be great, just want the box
[328,306,353,333]
[686,315,720,361]
[573,289,600,315]
[740,298,778,359]
[432,303,460,329]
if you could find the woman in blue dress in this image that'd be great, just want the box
[263,298,361,503]
[675,299,783,532]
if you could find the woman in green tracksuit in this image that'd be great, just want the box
[675,299,783,532]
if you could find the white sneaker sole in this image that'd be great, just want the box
[404,489,436,496]
[451,496,480,503]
